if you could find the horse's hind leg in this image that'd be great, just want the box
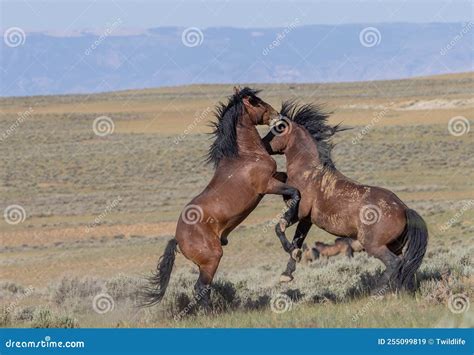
[179,232,223,311]
[280,219,312,283]
[365,244,401,293]
[194,255,221,311]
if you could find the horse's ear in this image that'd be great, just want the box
[233,86,241,95]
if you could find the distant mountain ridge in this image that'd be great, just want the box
[1,23,472,96]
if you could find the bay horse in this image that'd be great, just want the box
[142,88,300,308]
[262,101,428,290]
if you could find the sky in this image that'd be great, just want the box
[1,0,472,31]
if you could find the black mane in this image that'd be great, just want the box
[207,87,262,167]
[281,101,344,169]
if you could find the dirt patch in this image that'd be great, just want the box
[0,222,176,248]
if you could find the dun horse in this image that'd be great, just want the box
[314,238,355,259]
[143,89,300,308]
[301,238,361,263]
[263,101,428,290]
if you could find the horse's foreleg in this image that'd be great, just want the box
[344,244,354,258]
[264,178,301,253]
[291,218,312,250]
[280,219,312,283]
[272,171,288,183]
[265,178,300,229]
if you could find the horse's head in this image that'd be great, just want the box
[234,86,280,125]
[261,115,294,155]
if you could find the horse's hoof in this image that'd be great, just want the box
[291,248,302,262]
[279,274,294,283]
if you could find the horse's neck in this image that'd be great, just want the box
[286,127,321,169]
[236,117,267,156]
[285,127,348,187]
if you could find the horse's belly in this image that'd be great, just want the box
[312,210,357,238]
[219,195,263,236]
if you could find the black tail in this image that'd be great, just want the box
[141,238,178,306]
[398,209,428,290]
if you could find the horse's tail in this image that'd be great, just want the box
[397,209,428,289]
[141,238,178,306]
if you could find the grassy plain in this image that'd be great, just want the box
[1,72,473,327]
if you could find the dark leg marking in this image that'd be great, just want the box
[280,219,312,282]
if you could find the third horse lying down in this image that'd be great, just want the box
[264,101,428,291]
[301,237,365,263]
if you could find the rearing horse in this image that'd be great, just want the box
[143,88,300,308]
[263,101,428,290]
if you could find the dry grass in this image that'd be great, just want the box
[1,241,471,327]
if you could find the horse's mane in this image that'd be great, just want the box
[281,100,345,170]
[207,87,262,167]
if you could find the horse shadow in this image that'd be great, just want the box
[171,266,447,319]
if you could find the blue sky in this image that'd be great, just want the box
[1,0,472,31]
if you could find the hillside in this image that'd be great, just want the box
[1,23,472,96]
